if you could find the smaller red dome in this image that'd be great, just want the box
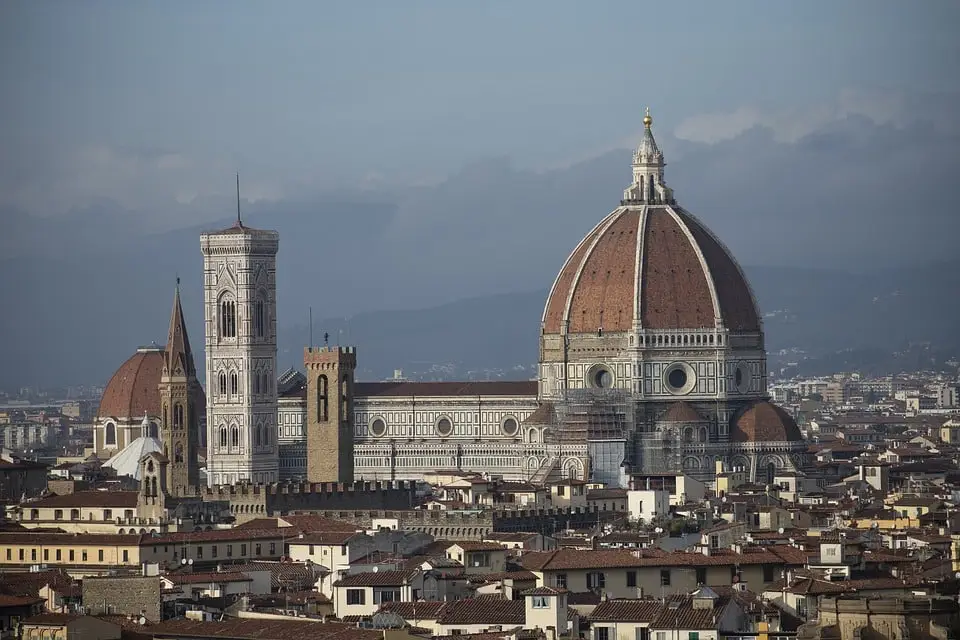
[730,401,803,443]
[98,347,205,419]
[98,348,165,419]
[659,402,704,423]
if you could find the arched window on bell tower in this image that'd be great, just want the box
[220,298,237,339]
[341,374,350,422]
[218,372,227,396]
[317,375,328,422]
[173,404,184,430]
[254,298,265,338]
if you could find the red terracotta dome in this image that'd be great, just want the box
[730,401,803,443]
[542,206,760,335]
[542,110,760,338]
[98,346,205,419]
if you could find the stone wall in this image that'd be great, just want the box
[47,479,88,496]
[198,480,417,525]
[82,575,161,622]
[800,596,960,640]
[289,506,624,540]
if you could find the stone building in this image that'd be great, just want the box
[93,284,205,495]
[797,595,960,640]
[96,110,806,487]
[81,575,162,622]
[201,202,280,487]
[294,110,805,485]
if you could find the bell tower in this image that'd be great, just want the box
[304,346,356,483]
[201,191,280,487]
[158,280,201,495]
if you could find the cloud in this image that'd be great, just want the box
[673,88,956,144]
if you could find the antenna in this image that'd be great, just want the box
[309,307,313,348]
[236,173,242,226]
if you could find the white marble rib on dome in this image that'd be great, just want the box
[103,435,162,481]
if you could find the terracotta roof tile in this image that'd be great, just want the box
[544,219,607,332]
[522,402,556,427]
[568,210,640,332]
[448,542,508,552]
[149,528,282,545]
[0,594,45,607]
[334,571,410,587]
[676,209,760,332]
[0,532,141,546]
[164,572,251,585]
[649,595,729,630]
[589,599,664,622]
[146,618,380,640]
[378,600,447,619]
[522,546,807,571]
[435,598,525,626]
[289,531,358,545]
[26,490,140,509]
[640,208,716,330]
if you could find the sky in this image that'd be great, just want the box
[1,0,959,222]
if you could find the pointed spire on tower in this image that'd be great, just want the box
[141,413,150,438]
[164,278,195,378]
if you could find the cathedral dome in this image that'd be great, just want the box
[98,347,166,419]
[98,345,205,420]
[541,111,760,336]
[730,401,803,443]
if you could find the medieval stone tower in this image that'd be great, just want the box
[201,206,280,487]
[304,346,356,483]
[138,451,168,521]
[158,281,201,494]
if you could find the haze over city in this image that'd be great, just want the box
[2,1,959,388]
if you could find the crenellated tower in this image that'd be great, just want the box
[158,279,201,494]
[304,346,356,483]
[201,187,280,487]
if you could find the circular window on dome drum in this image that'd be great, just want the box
[663,362,697,395]
[734,362,750,394]
[588,365,614,389]
[436,417,453,437]
[369,417,387,438]
[501,417,519,437]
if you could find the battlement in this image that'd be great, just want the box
[200,479,411,497]
[285,504,622,539]
[304,346,358,367]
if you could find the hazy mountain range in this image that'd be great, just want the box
[2,115,959,390]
